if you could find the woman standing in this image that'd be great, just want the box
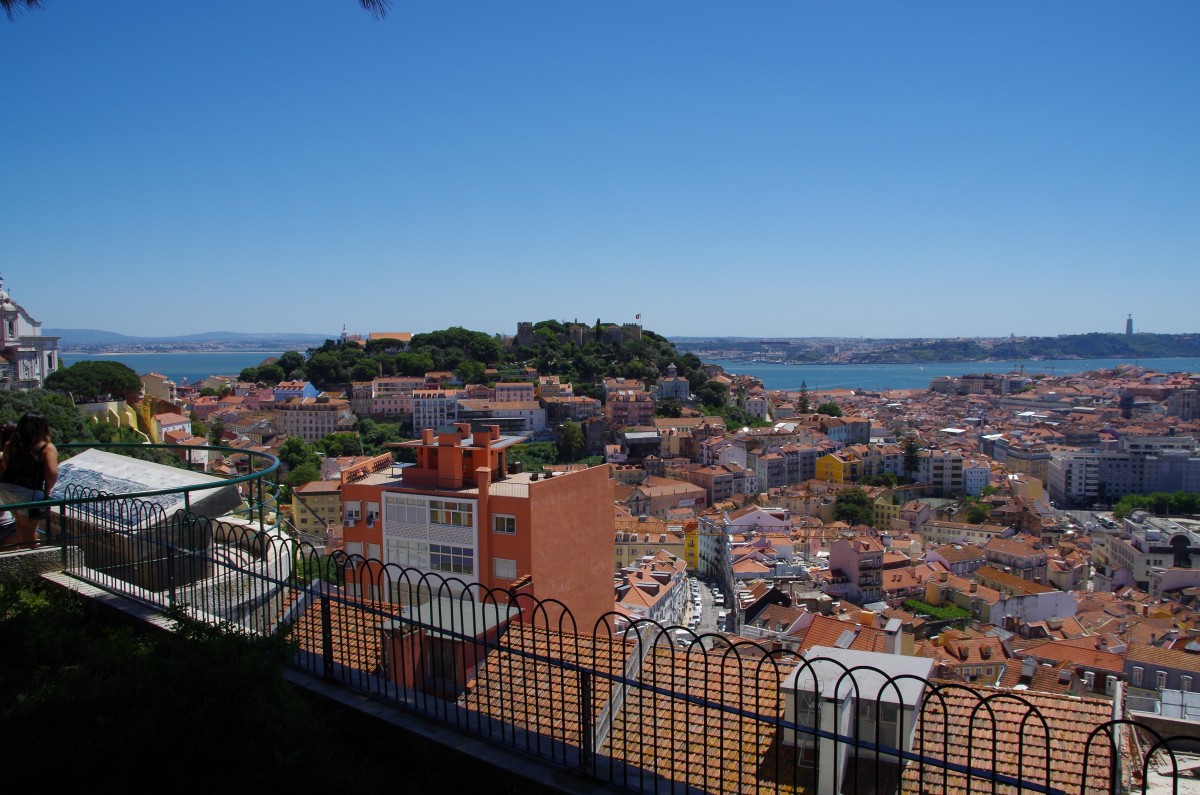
[0,412,58,549]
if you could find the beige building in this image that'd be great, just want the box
[614,515,687,571]
[276,396,354,442]
[291,478,342,537]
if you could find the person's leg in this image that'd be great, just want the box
[12,512,37,548]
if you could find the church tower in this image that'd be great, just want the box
[0,278,60,390]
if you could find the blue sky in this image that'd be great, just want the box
[3,1,1197,340]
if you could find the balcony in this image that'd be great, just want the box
[1,444,1190,794]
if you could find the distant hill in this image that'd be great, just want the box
[48,328,330,347]
[671,332,1200,364]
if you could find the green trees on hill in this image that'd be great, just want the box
[0,389,92,444]
[274,320,708,394]
[239,363,286,385]
[45,360,142,404]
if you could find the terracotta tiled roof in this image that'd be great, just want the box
[1018,636,1126,674]
[602,643,789,793]
[787,614,886,653]
[290,591,395,674]
[930,543,986,563]
[996,658,1076,694]
[1126,642,1200,675]
[975,566,1055,595]
[458,623,630,749]
[902,686,1113,794]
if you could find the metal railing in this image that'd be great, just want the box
[0,441,281,537]
[9,478,1200,795]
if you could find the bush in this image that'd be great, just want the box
[903,598,970,623]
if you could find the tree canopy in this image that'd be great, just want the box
[833,488,874,526]
[816,401,843,417]
[0,389,92,444]
[1113,491,1200,519]
[45,360,142,404]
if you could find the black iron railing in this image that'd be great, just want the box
[8,481,1198,795]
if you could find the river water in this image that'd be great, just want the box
[61,352,1200,393]
[61,351,286,387]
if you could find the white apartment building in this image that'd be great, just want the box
[412,389,460,431]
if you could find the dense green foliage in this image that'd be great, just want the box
[277,320,707,395]
[0,580,551,790]
[902,598,971,623]
[966,502,991,524]
[1113,491,1200,519]
[557,421,584,460]
[45,360,142,403]
[0,389,92,444]
[816,401,842,417]
[239,363,286,384]
[834,488,874,526]
[508,438,600,473]
[857,473,901,488]
[274,420,410,489]
[694,380,728,407]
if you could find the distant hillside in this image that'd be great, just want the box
[673,332,1200,364]
[48,328,330,347]
[863,333,1200,363]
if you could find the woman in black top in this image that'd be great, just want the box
[0,412,58,548]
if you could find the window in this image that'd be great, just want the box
[1156,671,1168,690]
[430,500,474,527]
[1183,676,1193,692]
[494,557,517,579]
[388,539,429,569]
[856,700,900,726]
[430,544,473,575]
[345,541,363,557]
[1132,667,1143,687]
[493,514,517,535]
[390,496,424,524]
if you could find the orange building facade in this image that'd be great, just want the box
[342,423,614,631]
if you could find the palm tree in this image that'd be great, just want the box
[4,0,390,20]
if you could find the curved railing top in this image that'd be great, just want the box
[0,442,280,512]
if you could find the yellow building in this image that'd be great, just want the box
[291,479,342,536]
[815,450,861,484]
[681,518,700,570]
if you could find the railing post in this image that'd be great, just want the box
[166,537,177,609]
[579,669,593,775]
[321,591,335,680]
[256,476,264,534]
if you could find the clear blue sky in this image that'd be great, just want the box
[3,1,1197,340]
